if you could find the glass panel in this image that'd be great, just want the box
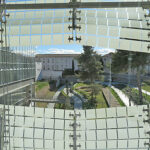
[86,109,95,119]
[96,119,106,129]
[86,120,96,129]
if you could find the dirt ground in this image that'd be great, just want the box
[35,84,55,108]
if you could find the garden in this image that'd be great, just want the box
[73,83,108,109]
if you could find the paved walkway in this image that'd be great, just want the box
[102,88,120,107]
[64,88,82,109]
[112,86,135,106]
[47,85,65,108]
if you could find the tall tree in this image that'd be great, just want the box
[72,59,75,73]
[77,45,103,83]
[112,50,150,104]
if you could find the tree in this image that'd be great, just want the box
[65,80,69,95]
[112,50,150,104]
[72,59,75,73]
[91,84,101,99]
[77,45,103,83]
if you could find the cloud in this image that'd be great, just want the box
[16,49,35,56]
[37,48,81,54]
[96,48,116,55]
[36,47,115,55]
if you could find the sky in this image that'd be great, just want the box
[36,44,115,55]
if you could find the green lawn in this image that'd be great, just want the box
[36,102,48,108]
[54,103,66,109]
[35,81,55,108]
[54,103,74,110]
[96,91,108,108]
[74,83,107,109]
[61,90,69,98]
[35,81,49,91]
[74,82,89,89]
[142,82,150,92]
[114,83,150,105]
[132,88,150,103]
[109,88,125,106]
[121,87,150,104]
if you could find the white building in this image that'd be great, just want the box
[36,54,79,80]
[35,62,42,81]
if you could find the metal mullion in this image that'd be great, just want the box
[1,1,8,148]
[137,118,140,149]
[3,1,11,148]
[115,108,118,149]
[85,110,87,150]
[64,109,65,150]
[23,106,25,149]
[2,2,150,10]
[33,106,36,149]
[126,107,129,149]
[53,108,55,150]
[95,108,97,149]
[105,108,108,149]
[43,108,45,150]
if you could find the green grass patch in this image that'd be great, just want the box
[74,82,107,109]
[109,88,125,106]
[36,102,48,108]
[35,81,55,108]
[96,91,108,108]
[142,82,150,92]
[132,88,150,103]
[54,101,74,110]
[54,103,66,109]
[35,81,49,91]
[122,87,150,105]
[74,82,90,89]
[54,103,74,110]
[61,90,69,98]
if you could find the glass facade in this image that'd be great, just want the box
[0,0,150,150]
[0,85,34,105]
[0,47,35,85]
[0,46,35,105]
[0,0,35,106]
[1,104,150,150]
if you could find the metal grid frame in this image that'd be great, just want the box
[0,104,149,150]
[5,7,150,53]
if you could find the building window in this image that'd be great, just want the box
[52,65,54,70]
[52,58,54,63]
[43,65,45,70]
